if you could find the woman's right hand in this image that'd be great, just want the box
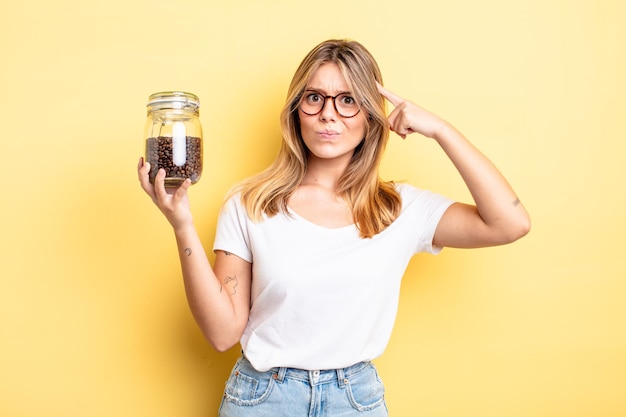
[137,157,194,230]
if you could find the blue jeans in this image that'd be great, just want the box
[219,355,389,416]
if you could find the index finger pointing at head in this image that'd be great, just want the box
[376,82,405,107]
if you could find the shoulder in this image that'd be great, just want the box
[223,191,243,208]
[219,192,249,221]
[394,182,455,214]
[394,182,430,202]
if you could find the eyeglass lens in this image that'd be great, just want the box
[299,91,360,118]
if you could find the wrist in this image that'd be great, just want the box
[172,220,196,238]
[432,121,459,144]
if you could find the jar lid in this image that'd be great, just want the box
[147,91,200,111]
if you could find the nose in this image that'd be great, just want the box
[319,96,337,121]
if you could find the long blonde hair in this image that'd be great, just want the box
[234,39,401,238]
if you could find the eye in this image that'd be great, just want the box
[338,94,356,106]
[306,92,324,104]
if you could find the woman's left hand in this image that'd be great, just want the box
[377,82,448,140]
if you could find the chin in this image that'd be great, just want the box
[308,149,354,162]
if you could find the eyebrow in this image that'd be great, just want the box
[304,88,352,95]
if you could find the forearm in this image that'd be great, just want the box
[172,224,244,351]
[434,123,530,235]
[138,159,247,349]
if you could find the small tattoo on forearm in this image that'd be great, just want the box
[184,248,192,256]
[512,198,521,207]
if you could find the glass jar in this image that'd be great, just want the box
[144,91,203,187]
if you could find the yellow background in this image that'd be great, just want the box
[1,0,624,416]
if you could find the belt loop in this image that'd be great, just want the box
[336,367,346,388]
[274,366,287,383]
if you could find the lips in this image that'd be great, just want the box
[317,129,340,139]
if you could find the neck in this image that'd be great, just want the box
[303,155,350,191]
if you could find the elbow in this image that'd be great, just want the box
[204,327,244,353]
[517,213,532,240]
[503,215,531,244]
[193,312,247,353]
[211,340,238,353]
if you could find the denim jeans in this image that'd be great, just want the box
[218,355,389,416]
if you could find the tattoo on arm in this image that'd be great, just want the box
[221,275,238,295]
[184,248,192,256]
[512,198,521,207]
[218,252,237,294]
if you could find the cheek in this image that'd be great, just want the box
[349,116,368,138]
[297,112,312,132]
[297,119,316,148]
[297,118,312,139]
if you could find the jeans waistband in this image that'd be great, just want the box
[268,360,371,387]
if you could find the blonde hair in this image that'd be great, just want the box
[234,39,401,238]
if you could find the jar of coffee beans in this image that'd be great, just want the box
[144,91,203,187]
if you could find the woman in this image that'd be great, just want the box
[138,39,530,416]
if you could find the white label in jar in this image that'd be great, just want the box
[172,122,187,166]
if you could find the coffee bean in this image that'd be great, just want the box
[146,136,202,186]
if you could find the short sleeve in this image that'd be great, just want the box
[397,184,455,255]
[212,194,253,263]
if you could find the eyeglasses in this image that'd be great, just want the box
[299,90,361,118]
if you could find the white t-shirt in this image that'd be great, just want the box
[213,183,454,372]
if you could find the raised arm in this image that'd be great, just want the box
[137,158,251,351]
[378,84,531,248]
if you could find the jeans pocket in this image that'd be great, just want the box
[345,363,386,412]
[223,359,276,406]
